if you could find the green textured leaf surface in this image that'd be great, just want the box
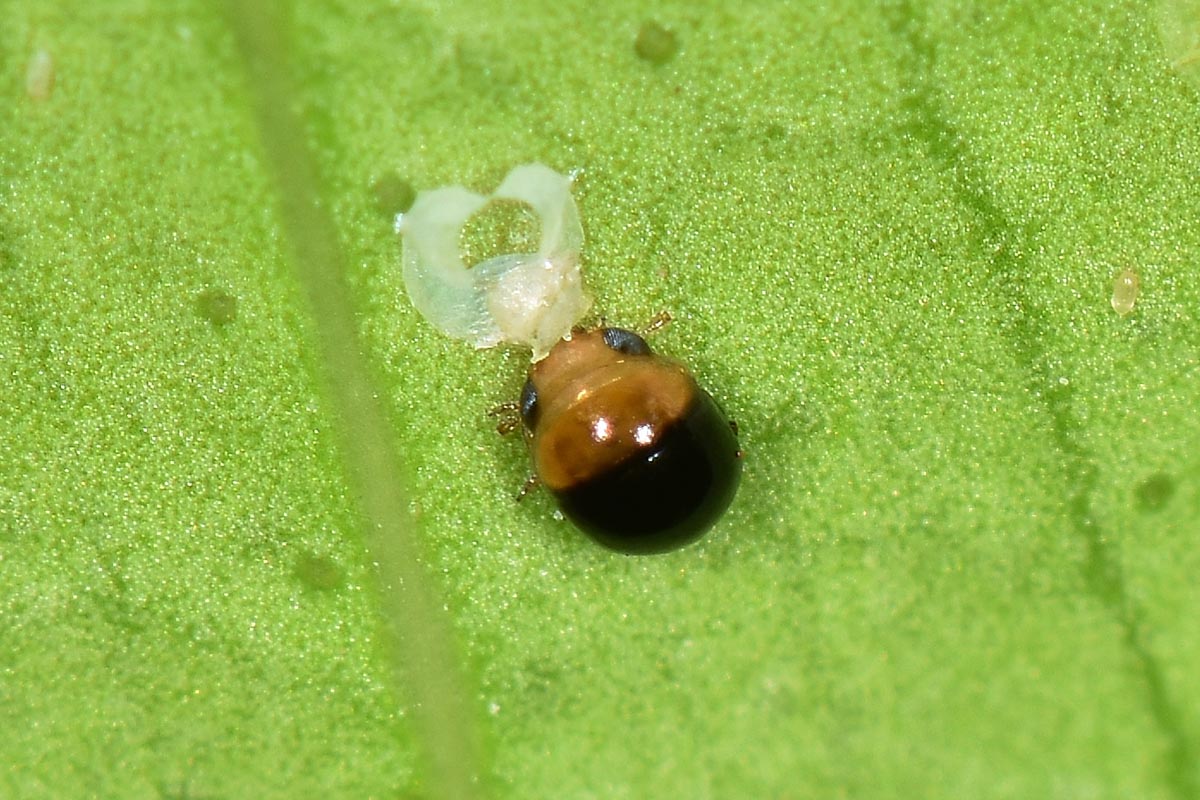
[3,1,1199,798]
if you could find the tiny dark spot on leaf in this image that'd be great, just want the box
[294,554,343,592]
[295,551,344,590]
[372,173,417,218]
[635,21,677,64]
[1135,472,1175,513]
[196,288,237,326]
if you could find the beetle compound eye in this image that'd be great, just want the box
[601,327,652,356]
[519,377,539,430]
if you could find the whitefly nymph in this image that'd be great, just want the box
[397,164,742,554]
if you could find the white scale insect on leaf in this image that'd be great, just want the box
[396,163,591,361]
[1111,266,1140,316]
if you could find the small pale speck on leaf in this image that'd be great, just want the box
[196,288,238,325]
[1110,267,1139,316]
[635,21,678,64]
[25,50,54,101]
[371,173,417,219]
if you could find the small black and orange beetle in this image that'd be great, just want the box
[519,326,741,553]
[398,164,742,553]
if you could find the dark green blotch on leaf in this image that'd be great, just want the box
[1134,472,1176,513]
[196,288,237,326]
[635,21,677,65]
[295,551,344,591]
[372,173,417,218]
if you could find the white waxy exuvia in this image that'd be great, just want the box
[396,163,591,361]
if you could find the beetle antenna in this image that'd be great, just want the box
[641,310,672,336]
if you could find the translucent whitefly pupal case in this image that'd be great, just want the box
[396,163,592,361]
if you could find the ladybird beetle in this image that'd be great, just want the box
[397,164,742,552]
[520,326,741,553]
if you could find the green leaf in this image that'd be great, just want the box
[3,1,1198,798]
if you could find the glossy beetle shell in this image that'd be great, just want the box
[521,327,741,553]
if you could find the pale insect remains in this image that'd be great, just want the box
[1111,267,1140,316]
[25,50,54,101]
[396,163,591,361]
